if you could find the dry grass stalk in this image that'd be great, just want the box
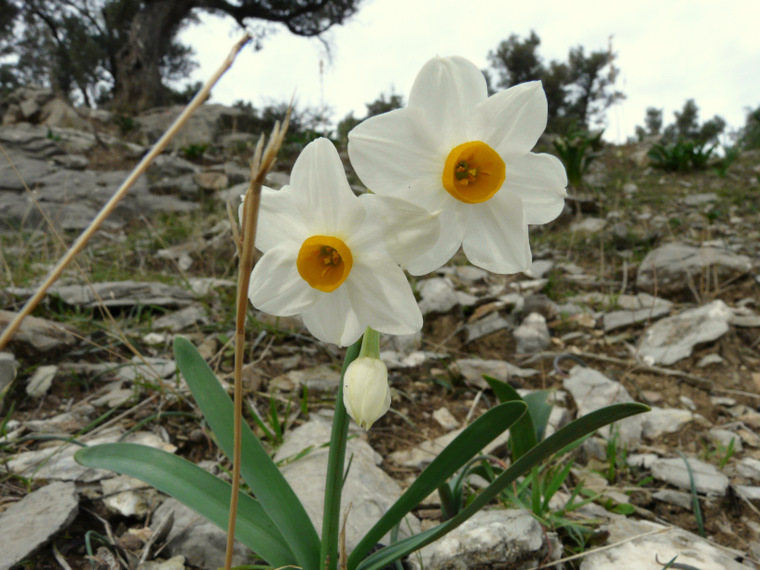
[225,109,290,570]
[0,33,253,351]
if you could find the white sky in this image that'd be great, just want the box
[179,0,760,144]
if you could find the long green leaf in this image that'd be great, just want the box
[483,376,537,461]
[75,443,295,567]
[347,401,527,569]
[174,336,320,570]
[356,402,649,570]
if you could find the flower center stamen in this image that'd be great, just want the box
[297,235,353,292]
[442,141,505,204]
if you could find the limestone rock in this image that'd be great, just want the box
[602,293,672,331]
[513,312,550,353]
[638,300,733,365]
[0,481,79,570]
[580,518,748,569]
[408,509,560,570]
[563,366,644,445]
[650,456,729,496]
[637,242,752,296]
[418,277,459,315]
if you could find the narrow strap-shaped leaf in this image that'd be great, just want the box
[483,376,537,461]
[174,336,320,570]
[347,401,527,569]
[75,443,296,567]
[355,402,649,570]
[523,390,553,442]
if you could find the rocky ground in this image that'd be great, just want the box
[1,88,760,570]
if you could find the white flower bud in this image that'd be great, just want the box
[343,357,391,430]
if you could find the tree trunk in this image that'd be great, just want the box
[111,0,195,113]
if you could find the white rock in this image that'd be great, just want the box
[737,457,760,481]
[579,518,749,569]
[0,481,79,570]
[650,456,729,496]
[602,293,672,331]
[641,407,697,439]
[465,312,509,343]
[525,259,554,279]
[708,428,743,452]
[273,416,420,552]
[101,474,162,517]
[26,365,57,397]
[563,366,644,445]
[418,277,459,315]
[8,430,176,482]
[571,217,606,233]
[638,300,733,365]
[0,352,18,394]
[513,312,550,354]
[408,509,559,570]
[653,489,693,511]
[456,358,538,389]
[432,407,459,431]
[138,556,187,570]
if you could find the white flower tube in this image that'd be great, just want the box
[343,356,391,430]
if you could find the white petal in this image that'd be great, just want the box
[504,153,567,225]
[347,260,422,335]
[462,192,532,274]
[353,195,441,266]
[301,291,364,346]
[289,138,365,237]
[409,56,487,143]
[404,204,468,275]
[347,107,442,195]
[251,186,309,252]
[248,246,320,315]
[471,82,548,157]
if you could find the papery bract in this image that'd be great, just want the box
[343,356,391,430]
[245,138,431,346]
[348,55,567,275]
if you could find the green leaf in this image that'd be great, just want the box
[174,336,320,570]
[347,401,527,569]
[355,402,649,570]
[75,443,296,567]
[483,376,537,461]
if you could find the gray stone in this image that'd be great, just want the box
[641,407,698,439]
[563,366,644,445]
[116,356,177,383]
[735,486,760,501]
[432,407,459,431]
[579,518,749,570]
[456,358,538,389]
[513,312,550,353]
[650,456,729,496]
[269,364,341,392]
[637,242,752,295]
[571,217,606,233]
[0,481,79,570]
[52,153,89,170]
[418,277,460,315]
[684,192,718,205]
[653,489,694,511]
[602,293,673,331]
[154,305,209,332]
[0,310,78,351]
[737,457,760,481]
[273,416,420,551]
[0,351,18,395]
[101,474,162,518]
[135,104,245,151]
[9,281,194,309]
[465,312,509,343]
[26,364,57,397]
[525,259,554,278]
[708,428,743,452]
[638,300,733,365]
[697,353,724,367]
[139,556,187,570]
[408,509,559,570]
[8,430,176,482]
[150,498,256,569]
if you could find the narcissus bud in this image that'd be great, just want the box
[343,356,391,430]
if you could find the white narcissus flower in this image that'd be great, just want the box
[343,356,391,430]
[348,55,568,275]
[246,138,435,347]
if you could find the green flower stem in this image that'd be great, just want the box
[321,337,362,570]
[358,327,380,359]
